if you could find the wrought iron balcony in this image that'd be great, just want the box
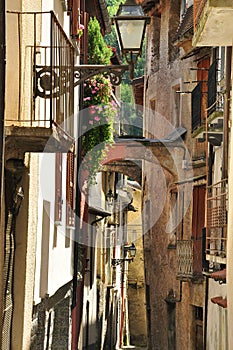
[207,60,224,117]
[206,179,228,266]
[191,60,224,146]
[5,11,76,154]
[193,0,233,46]
[177,239,204,282]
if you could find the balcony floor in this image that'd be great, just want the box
[193,0,233,46]
[5,124,74,160]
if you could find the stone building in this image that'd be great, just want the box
[140,0,232,349]
[1,0,113,349]
[142,0,207,349]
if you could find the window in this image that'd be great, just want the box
[193,306,203,350]
[191,57,210,131]
[168,190,179,248]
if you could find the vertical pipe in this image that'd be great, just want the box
[203,276,209,350]
[72,0,85,343]
[227,42,233,350]
[32,13,36,125]
[0,0,5,345]
[222,47,232,179]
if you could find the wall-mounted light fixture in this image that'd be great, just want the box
[111,242,136,266]
[112,0,150,79]
[106,189,114,206]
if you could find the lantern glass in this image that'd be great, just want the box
[117,19,146,50]
[129,243,136,258]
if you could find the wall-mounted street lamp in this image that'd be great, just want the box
[106,188,114,205]
[111,242,136,267]
[36,0,150,98]
[112,0,150,80]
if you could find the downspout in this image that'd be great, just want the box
[204,276,209,350]
[2,184,24,350]
[71,0,86,342]
[0,1,5,344]
[71,81,85,349]
[222,47,232,180]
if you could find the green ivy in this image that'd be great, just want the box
[88,18,112,65]
[82,18,117,183]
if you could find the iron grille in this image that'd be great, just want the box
[206,179,228,259]
[177,240,193,278]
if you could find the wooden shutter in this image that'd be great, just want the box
[80,11,89,64]
[71,0,80,36]
[197,57,210,121]
[66,151,75,227]
[55,153,63,223]
[192,186,206,274]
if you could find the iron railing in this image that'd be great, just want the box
[206,179,228,260]
[6,11,74,135]
[207,60,224,116]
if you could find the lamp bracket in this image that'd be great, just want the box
[111,258,133,267]
[35,64,129,99]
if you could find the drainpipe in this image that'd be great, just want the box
[0,0,5,345]
[227,45,233,350]
[222,47,232,180]
[203,276,209,350]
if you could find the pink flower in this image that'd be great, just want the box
[94,116,100,122]
[89,106,96,114]
[89,120,93,125]
[79,24,85,30]
[84,97,91,101]
[92,90,96,94]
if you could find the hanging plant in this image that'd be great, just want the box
[82,75,118,184]
[81,17,118,184]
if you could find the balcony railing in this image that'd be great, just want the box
[6,11,75,136]
[206,179,228,263]
[207,60,224,117]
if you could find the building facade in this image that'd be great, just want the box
[141,0,231,349]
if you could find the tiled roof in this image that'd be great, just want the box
[173,5,193,43]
